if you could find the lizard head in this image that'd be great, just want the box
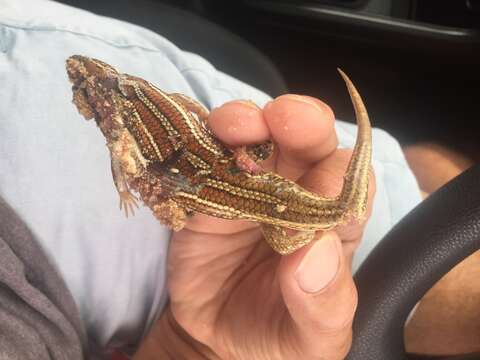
[66,55,119,87]
[66,55,125,135]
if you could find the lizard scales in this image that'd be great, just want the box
[66,55,372,254]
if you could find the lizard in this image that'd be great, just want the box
[65,55,372,255]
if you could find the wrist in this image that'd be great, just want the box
[133,306,216,360]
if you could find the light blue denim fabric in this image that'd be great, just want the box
[0,0,422,356]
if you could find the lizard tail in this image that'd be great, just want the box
[337,69,372,219]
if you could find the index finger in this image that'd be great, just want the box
[263,94,338,180]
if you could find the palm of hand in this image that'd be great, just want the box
[157,95,374,359]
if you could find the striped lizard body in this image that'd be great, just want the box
[66,55,371,254]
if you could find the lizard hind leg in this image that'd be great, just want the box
[261,224,316,255]
[233,140,275,175]
[168,93,210,123]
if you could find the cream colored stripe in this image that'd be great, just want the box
[148,84,223,156]
[174,192,334,231]
[185,151,211,171]
[205,178,280,204]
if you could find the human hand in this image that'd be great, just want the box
[134,94,375,359]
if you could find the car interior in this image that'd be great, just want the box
[55,0,480,358]
[58,0,479,156]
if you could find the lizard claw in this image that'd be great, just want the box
[119,190,139,217]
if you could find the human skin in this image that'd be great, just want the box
[134,94,376,359]
[403,143,479,355]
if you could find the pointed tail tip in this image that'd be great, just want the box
[337,68,351,83]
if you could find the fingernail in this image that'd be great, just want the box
[282,94,324,113]
[238,99,260,110]
[264,100,273,111]
[295,232,341,293]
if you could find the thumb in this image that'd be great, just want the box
[278,231,357,359]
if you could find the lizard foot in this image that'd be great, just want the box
[119,190,139,217]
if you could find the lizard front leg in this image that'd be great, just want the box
[108,130,141,217]
[110,154,138,217]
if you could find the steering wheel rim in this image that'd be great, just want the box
[347,164,480,360]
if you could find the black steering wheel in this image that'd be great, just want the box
[347,164,480,360]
